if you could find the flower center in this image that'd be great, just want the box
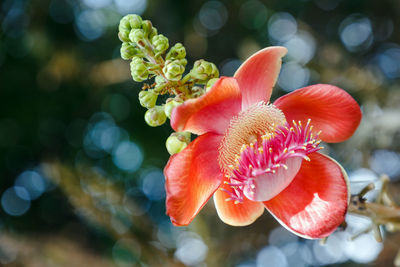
[218,102,287,173]
[218,103,322,203]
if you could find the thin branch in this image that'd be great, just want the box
[347,174,400,246]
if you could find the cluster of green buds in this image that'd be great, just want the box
[118,14,221,153]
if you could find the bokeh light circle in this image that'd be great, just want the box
[112,141,143,172]
[15,170,46,200]
[1,186,31,216]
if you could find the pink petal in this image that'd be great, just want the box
[234,46,287,109]
[274,84,362,143]
[244,157,302,201]
[165,133,223,226]
[170,77,242,135]
[264,152,349,239]
[213,181,264,226]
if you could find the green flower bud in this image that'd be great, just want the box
[191,86,205,98]
[139,90,158,108]
[166,132,191,155]
[164,100,183,118]
[152,34,169,54]
[130,57,149,82]
[118,32,130,43]
[129,29,145,44]
[120,42,142,60]
[155,75,166,86]
[205,78,219,91]
[178,58,187,68]
[119,17,131,34]
[129,14,143,29]
[118,14,143,42]
[149,27,158,40]
[166,43,186,60]
[163,59,186,81]
[141,20,153,37]
[145,106,167,127]
[191,60,219,82]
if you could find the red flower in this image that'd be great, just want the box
[164,47,361,239]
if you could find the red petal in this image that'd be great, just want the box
[274,84,362,143]
[213,181,264,226]
[165,133,223,226]
[170,77,241,135]
[234,46,287,109]
[264,152,349,239]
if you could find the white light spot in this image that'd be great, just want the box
[83,0,112,9]
[256,246,288,267]
[113,0,147,15]
[369,149,400,178]
[175,232,208,266]
[284,31,316,65]
[268,12,297,42]
[348,168,379,201]
[339,15,373,52]
[112,141,143,172]
[312,232,348,265]
[342,232,383,263]
[278,62,310,92]
[75,10,106,41]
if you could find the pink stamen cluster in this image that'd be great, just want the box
[223,119,322,203]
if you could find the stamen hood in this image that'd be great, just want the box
[223,120,322,202]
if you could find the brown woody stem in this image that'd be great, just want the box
[347,175,400,243]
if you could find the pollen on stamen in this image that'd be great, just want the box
[223,119,323,203]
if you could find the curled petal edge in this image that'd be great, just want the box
[264,152,350,239]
